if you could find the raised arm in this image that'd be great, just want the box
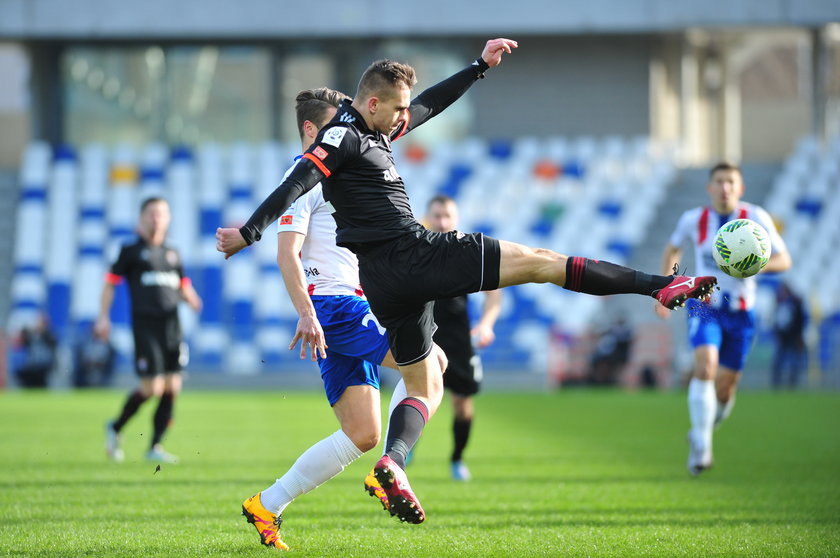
[392,38,518,139]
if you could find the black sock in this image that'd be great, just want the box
[385,398,429,470]
[451,417,472,463]
[563,257,671,297]
[151,392,175,447]
[113,390,149,432]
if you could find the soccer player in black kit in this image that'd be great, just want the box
[426,194,501,482]
[98,197,202,463]
[218,38,717,524]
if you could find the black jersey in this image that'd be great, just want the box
[433,295,472,354]
[239,57,491,248]
[109,238,185,317]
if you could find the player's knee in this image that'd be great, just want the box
[347,428,380,453]
[693,367,715,381]
[436,350,449,374]
[454,406,471,421]
[716,382,736,402]
[140,382,162,398]
[693,355,717,380]
[530,247,565,283]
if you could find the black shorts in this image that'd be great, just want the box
[441,345,482,396]
[132,313,186,377]
[355,230,501,366]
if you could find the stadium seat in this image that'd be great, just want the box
[45,146,79,338]
[15,135,680,375]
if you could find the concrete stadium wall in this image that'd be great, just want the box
[471,36,652,138]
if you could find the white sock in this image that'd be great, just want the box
[382,378,408,456]
[687,378,716,450]
[260,429,363,514]
[715,395,735,426]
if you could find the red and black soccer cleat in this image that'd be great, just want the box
[373,455,425,524]
[654,274,717,310]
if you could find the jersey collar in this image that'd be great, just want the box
[337,102,372,135]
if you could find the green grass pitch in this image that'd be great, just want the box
[1,388,838,557]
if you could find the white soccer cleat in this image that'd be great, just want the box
[686,431,713,476]
[105,421,124,463]
[146,444,178,464]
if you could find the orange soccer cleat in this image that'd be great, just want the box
[241,493,289,550]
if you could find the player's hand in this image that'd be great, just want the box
[187,292,203,313]
[481,38,518,68]
[471,323,496,348]
[654,302,671,320]
[215,227,247,259]
[94,316,111,339]
[289,314,328,361]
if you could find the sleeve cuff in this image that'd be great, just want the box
[472,57,490,78]
[239,226,257,245]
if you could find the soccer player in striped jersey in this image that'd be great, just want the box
[240,87,423,551]
[655,162,792,475]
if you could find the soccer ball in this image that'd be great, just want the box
[712,219,771,279]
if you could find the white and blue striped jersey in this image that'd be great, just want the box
[668,202,784,311]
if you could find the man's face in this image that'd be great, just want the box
[426,200,458,233]
[707,169,744,213]
[139,200,171,241]
[370,83,411,135]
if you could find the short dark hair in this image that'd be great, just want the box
[140,196,167,213]
[295,87,346,139]
[709,161,742,178]
[356,59,417,100]
[427,194,455,210]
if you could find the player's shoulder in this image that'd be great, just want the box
[741,201,768,217]
[318,120,360,150]
[675,205,706,223]
[742,202,777,229]
[120,237,144,253]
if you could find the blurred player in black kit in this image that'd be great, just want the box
[426,195,500,481]
[97,197,202,463]
[217,37,716,524]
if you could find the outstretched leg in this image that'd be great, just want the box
[496,240,715,308]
